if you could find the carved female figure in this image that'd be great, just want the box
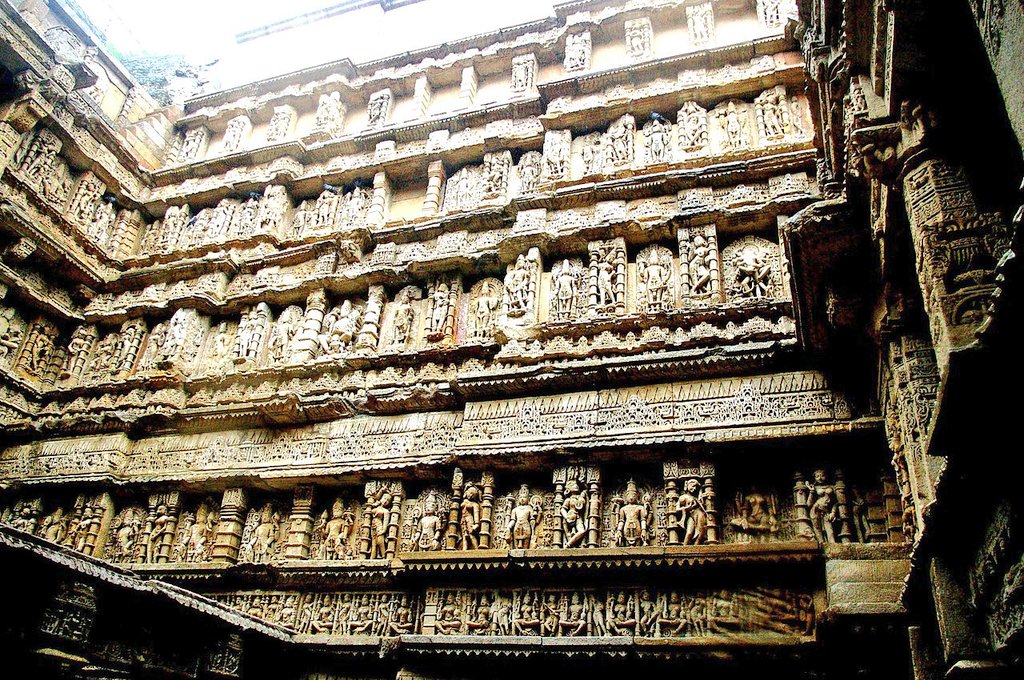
[673,478,709,545]
[514,592,541,635]
[560,480,589,548]
[435,594,463,635]
[429,283,450,338]
[561,593,588,636]
[610,593,637,635]
[369,492,392,559]
[460,483,483,549]
[39,508,68,544]
[146,503,173,563]
[807,468,839,543]
[505,255,532,315]
[689,234,715,295]
[391,291,415,348]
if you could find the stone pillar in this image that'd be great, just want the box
[702,463,719,545]
[367,171,391,228]
[292,289,328,363]
[108,209,144,259]
[385,488,403,559]
[445,468,464,550]
[479,472,495,550]
[664,477,680,545]
[459,66,478,109]
[213,488,247,564]
[422,160,446,214]
[834,469,855,544]
[354,285,385,354]
[411,76,432,119]
[793,471,813,540]
[285,484,316,560]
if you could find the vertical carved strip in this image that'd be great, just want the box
[479,472,494,550]
[423,161,446,215]
[293,289,327,363]
[367,171,391,228]
[285,485,316,560]
[213,488,248,564]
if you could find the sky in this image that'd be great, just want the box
[73,0,559,67]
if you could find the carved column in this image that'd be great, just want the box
[834,469,855,544]
[285,485,316,560]
[385,487,404,559]
[479,472,495,550]
[411,76,432,119]
[213,488,248,564]
[355,285,385,354]
[422,160,446,214]
[459,66,478,109]
[367,171,391,228]
[108,209,143,259]
[292,289,328,363]
[664,477,680,545]
[793,472,813,540]
[855,105,1011,377]
[445,468,464,550]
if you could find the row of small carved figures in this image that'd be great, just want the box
[214,587,815,639]
[6,82,807,262]
[11,232,782,388]
[0,468,892,568]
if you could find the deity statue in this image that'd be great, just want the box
[39,507,68,544]
[594,250,617,312]
[644,114,672,164]
[412,494,443,551]
[551,260,581,321]
[614,480,650,547]
[390,290,415,349]
[471,285,499,339]
[505,255,533,317]
[606,115,635,165]
[517,152,542,193]
[717,102,747,149]
[505,485,539,549]
[319,499,356,560]
[581,136,603,175]
[314,92,344,135]
[367,90,392,128]
[637,248,671,312]
[564,32,591,71]
[435,594,463,635]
